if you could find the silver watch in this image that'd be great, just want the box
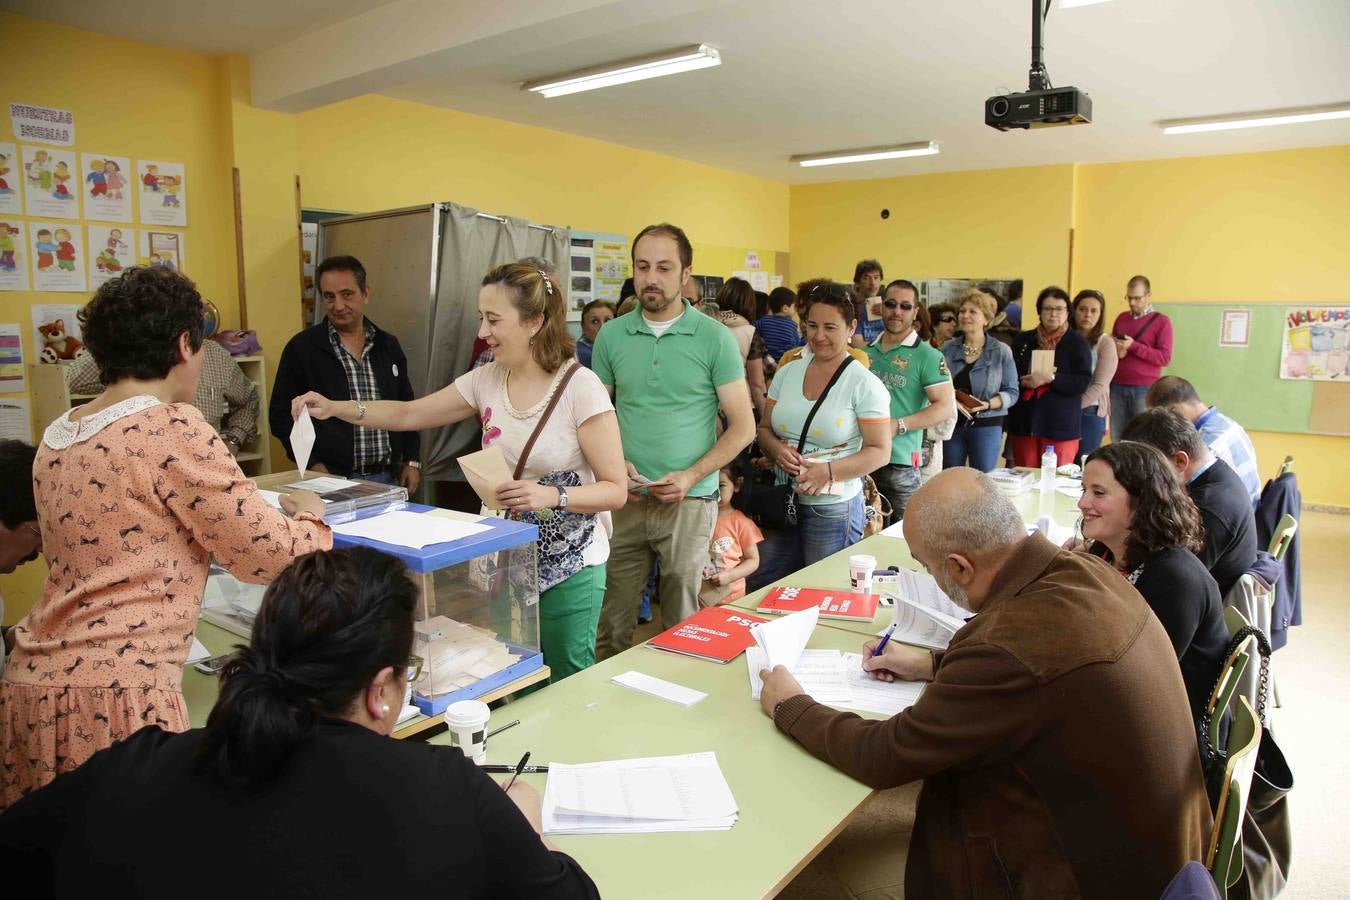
[896,418,908,436]
[355,399,367,421]
[556,486,569,510]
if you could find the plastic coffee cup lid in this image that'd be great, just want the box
[849,554,876,569]
[444,700,490,728]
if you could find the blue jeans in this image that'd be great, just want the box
[355,468,399,486]
[1079,406,1107,458]
[748,493,865,591]
[1109,384,1150,441]
[871,464,921,524]
[942,424,1004,472]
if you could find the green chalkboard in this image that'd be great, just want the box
[1154,303,1313,434]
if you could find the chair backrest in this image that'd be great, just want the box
[1206,697,1262,895]
[1266,513,1298,562]
[1277,455,1294,478]
[1223,605,1250,637]
[1205,622,1254,756]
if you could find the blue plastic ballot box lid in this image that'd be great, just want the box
[330,503,539,573]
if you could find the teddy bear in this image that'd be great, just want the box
[38,319,83,362]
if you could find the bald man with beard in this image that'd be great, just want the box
[757,468,1210,899]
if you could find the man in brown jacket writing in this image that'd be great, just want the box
[759,469,1211,899]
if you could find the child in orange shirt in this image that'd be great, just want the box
[699,468,763,607]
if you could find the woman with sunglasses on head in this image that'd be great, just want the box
[939,289,1018,472]
[1006,286,1094,468]
[0,547,600,899]
[751,283,891,586]
[293,263,626,684]
[1071,289,1117,456]
[1077,443,1227,744]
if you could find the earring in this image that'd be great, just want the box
[380,705,390,716]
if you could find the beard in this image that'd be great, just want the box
[933,567,970,610]
[639,289,678,314]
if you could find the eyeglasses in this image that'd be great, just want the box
[1126,294,1148,302]
[939,316,957,324]
[1041,306,1069,315]
[882,300,916,311]
[405,655,424,683]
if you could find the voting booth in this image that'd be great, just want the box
[201,471,543,716]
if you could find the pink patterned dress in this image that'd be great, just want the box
[0,397,332,808]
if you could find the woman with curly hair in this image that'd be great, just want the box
[0,267,331,809]
[1077,441,1227,739]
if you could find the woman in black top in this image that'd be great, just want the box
[1076,442,1228,742]
[1006,286,1093,468]
[0,547,598,900]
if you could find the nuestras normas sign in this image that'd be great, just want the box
[9,103,75,147]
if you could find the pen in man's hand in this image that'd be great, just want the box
[871,623,898,658]
[504,750,531,792]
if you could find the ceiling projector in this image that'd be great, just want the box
[987,0,1092,131]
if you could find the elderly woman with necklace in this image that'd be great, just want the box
[1006,286,1094,468]
[940,289,1018,472]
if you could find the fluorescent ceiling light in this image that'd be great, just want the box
[791,141,940,168]
[1162,103,1350,135]
[1057,0,1113,8]
[523,44,720,98]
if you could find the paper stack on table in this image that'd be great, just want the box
[542,752,739,835]
[749,605,818,670]
[745,647,852,703]
[332,509,491,548]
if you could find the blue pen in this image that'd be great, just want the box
[871,623,898,658]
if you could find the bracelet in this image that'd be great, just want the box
[827,461,835,483]
[355,400,367,421]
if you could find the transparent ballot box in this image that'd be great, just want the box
[250,469,408,523]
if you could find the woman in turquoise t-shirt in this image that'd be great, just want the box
[751,283,892,587]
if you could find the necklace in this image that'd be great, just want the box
[962,341,983,356]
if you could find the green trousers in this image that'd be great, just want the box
[539,563,606,684]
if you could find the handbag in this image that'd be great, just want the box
[742,356,854,530]
[1201,625,1293,900]
[860,474,891,537]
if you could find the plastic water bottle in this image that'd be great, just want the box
[1041,445,1057,493]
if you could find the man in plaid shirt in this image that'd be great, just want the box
[1147,375,1261,508]
[270,256,420,491]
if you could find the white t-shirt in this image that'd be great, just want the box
[454,361,615,567]
[642,313,680,337]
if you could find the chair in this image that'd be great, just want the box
[1205,696,1262,897]
[1276,455,1294,478]
[1205,608,1255,757]
[1266,513,1297,562]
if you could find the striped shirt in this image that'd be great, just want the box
[327,321,389,474]
[754,314,804,362]
[1195,406,1261,508]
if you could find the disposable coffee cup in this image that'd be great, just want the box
[444,700,491,764]
[849,554,877,594]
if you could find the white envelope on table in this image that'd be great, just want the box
[459,445,513,510]
[290,405,316,476]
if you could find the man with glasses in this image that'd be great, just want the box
[0,441,42,673]
[270,255,421,490]
[1108,274,1173,441]
[865,280,955,521]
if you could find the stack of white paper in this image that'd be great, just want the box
[542,752,739,834]
[838,652,925,716]
[332,509,491,549]
[745,647,852,703]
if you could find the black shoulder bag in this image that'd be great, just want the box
[742,356,854,530]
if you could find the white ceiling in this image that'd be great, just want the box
[11,0,1350,183]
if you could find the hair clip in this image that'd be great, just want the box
[538,270,554,295]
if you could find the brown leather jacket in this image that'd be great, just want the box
[775,534,1211,899]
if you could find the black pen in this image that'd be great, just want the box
[504,751,531,791]
[481,764,549,774]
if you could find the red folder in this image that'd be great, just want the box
[756,587,881,622]
[645,606,767,664]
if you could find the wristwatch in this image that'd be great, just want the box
[556,486,569,510]
[355,400,367,421]
[896,418,909,436]
[405,461,421,470]
[537,486,567,522]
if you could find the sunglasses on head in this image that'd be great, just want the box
[882,300,916,311]
[939,316,956,324]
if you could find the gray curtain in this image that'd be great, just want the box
[420,201,569,480]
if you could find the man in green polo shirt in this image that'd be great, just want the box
[591,223,755,659]
[865,279,954,522]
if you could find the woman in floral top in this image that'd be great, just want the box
[0,268,331,809]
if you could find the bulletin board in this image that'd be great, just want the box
[1155,303,1350,436]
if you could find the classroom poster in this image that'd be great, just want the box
[0,220,29,292]
[1281,306,1350,381]
[0,142,22,216]
[9,102,75,146]
[567,231,628,321]
[0,398,33,443]
[31,303,84,365]
[29,222,86,292]
[140,229,183,272]
[301,221,318,321]
[0,323,25,394]
[87,224,136,287]
[137,159,186,226]
[567,236,594,321]
[80,152,133,222]
[22,145,79,219]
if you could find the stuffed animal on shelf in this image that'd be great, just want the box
[37,319,83,362]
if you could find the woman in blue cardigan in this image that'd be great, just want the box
[941,289,1019,472]
[1007,286,1094,468]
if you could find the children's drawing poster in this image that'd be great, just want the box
[0,143,22,216]
[22,145,79,220]
[1281,307,1350,381]
[88,225,136,287]
[30,303,84,365]
[0,221,30,292]
[0,323,25,393]
[568,230,627,320]
[137,159,186,226]
[140,230,183,272]
[29,222,86,293]
[80,152,133,223]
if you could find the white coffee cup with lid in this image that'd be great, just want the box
[444,700,491,764]
[849,554,877,594]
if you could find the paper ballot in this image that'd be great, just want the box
[290,405,316,476]
[458,445,513,510]
[746,647,852,703]
[749,605,819,671]
[838,653,925,717]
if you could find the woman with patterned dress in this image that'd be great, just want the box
[0,267,331,809]
[293,263,625,683]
